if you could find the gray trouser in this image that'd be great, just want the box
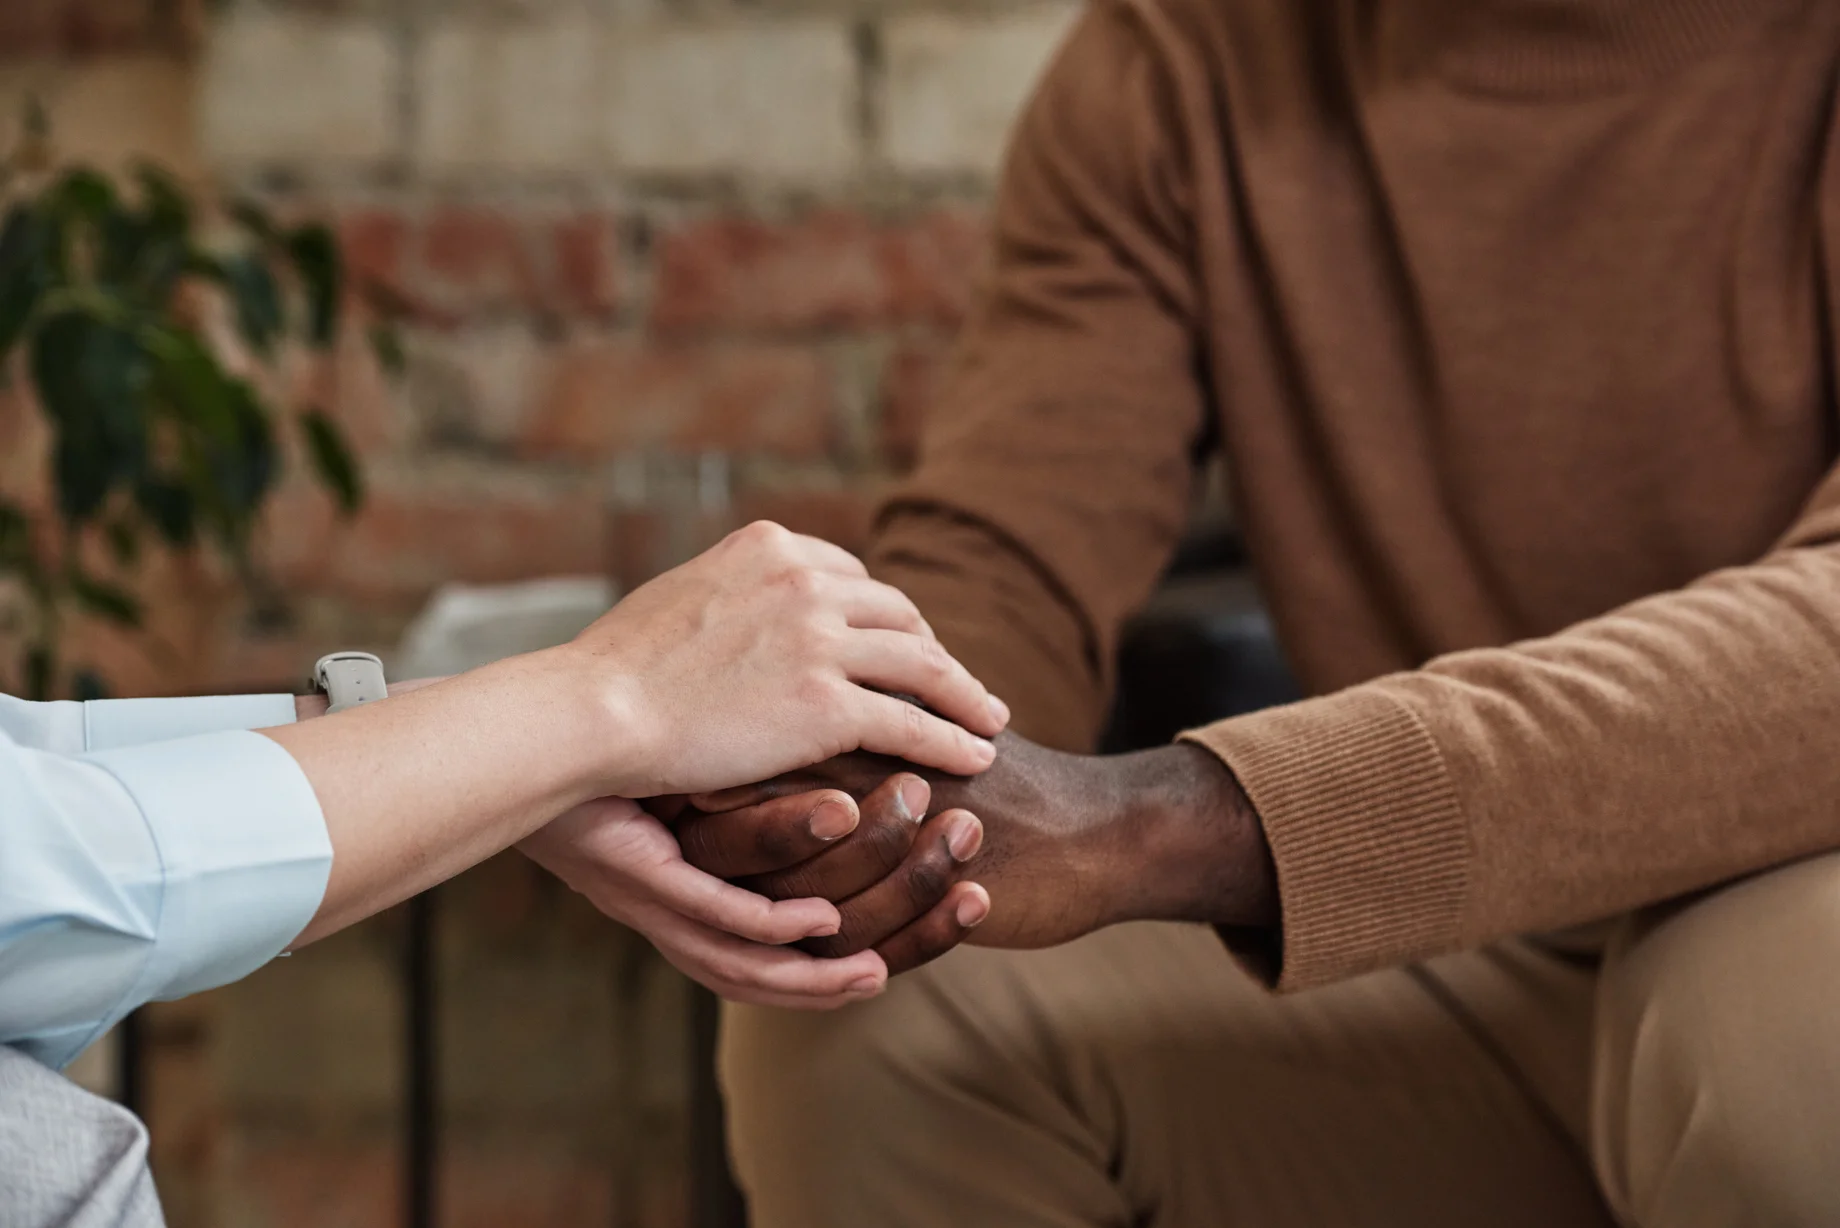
[0,1045,162,1228]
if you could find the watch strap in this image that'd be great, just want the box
[313,652,388,715]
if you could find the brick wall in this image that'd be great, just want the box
[2,1,1077,1224]
[191,0,1078,694]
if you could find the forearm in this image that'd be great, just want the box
[268,647,619,946]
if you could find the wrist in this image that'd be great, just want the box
[544,641,654,798]
[1114,742,1278,929]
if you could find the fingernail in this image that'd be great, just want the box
[847,976,883,996]
[897,777,929,821]
[947,815,983,863]
[987,694,1010,725]
[808,799,856,842]
[808,919,841,938]
[955,894,989,928]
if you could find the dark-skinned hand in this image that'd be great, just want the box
[653,731,1276,974]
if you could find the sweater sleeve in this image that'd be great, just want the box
[867,1,1210,752]
[1185,463,1840,991]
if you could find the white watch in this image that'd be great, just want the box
[312,651,388,715]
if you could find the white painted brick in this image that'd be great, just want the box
[882,6,1079,176]
[0,57,199,178]
[200,14,397,167]
[605,21,858,180]
[416,17,605,173]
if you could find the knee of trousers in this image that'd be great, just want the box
[1590,850,1840,1228]
[717,949,1026,1208]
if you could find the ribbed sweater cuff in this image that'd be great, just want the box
[1179,686,1468,992]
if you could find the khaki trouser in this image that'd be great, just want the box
[721,849,1840,1227]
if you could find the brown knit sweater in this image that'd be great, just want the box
[867,0,1840,991]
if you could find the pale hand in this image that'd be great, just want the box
[521,798,890,1008]
[574,521,1009,799]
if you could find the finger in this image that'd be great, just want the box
[643,794,693,823]
[775,527,870,577]
[844,631,1006,739]
[851,689,999,776]
[645,858,844,945]
[642,904,889,1000]
[802,808,984,959]
[875,880,990,975]
[833,577,934,638]
[676,790,861,879]
[688,776,818,813]
[746,774,929,903]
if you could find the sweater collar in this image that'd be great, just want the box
[1380,0,1810,95]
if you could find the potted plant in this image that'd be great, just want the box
[0,103,399,699]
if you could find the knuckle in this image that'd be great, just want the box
[785,566,825,604]
[763,864,823,902]
[742,870,798,903]
[918,635,951,675]
[676,819,717,872]
[739,519,785,546]
[752,817,799,865]
[794,672,838,712]
[899,699,928,746]
[706,950,752,986]
[903,855,953,909]
[860,809,915,876]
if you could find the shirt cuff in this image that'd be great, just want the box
[84,730,332,1006]
[1179,686,1468,992]
[83,694,299,752]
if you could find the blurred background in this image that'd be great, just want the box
[0,0,1082,1224]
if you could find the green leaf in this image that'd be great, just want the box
[0,204,54,355]
[0,499,32,567]
[104,518,140,567]
[286,224,342,348]
[367,321,405,377]
[301,409,362,514]
[30,309,151,523]
[132,163,191,237]
[134,478,195,547]
[47,168,117,225]
[69,572,142,628]
[228,198,279,245]
[220,252,283,358]
[145,324,236,439]
[51,432,111,522]
[196,379,276,526]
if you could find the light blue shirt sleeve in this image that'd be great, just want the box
[0,695,331,1070]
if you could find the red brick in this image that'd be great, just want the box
[651,208,989,334]
[546,215,620,317]
[419,207,542,317]
[0,0,162,58]
[286,323,413,455]
[338,209,410,308]
[337,208,620,325]
[878,335,957,470]
[266,474,608,604]
[521,339,836,461]
[878,208,989,327]
[734,484,879,555]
